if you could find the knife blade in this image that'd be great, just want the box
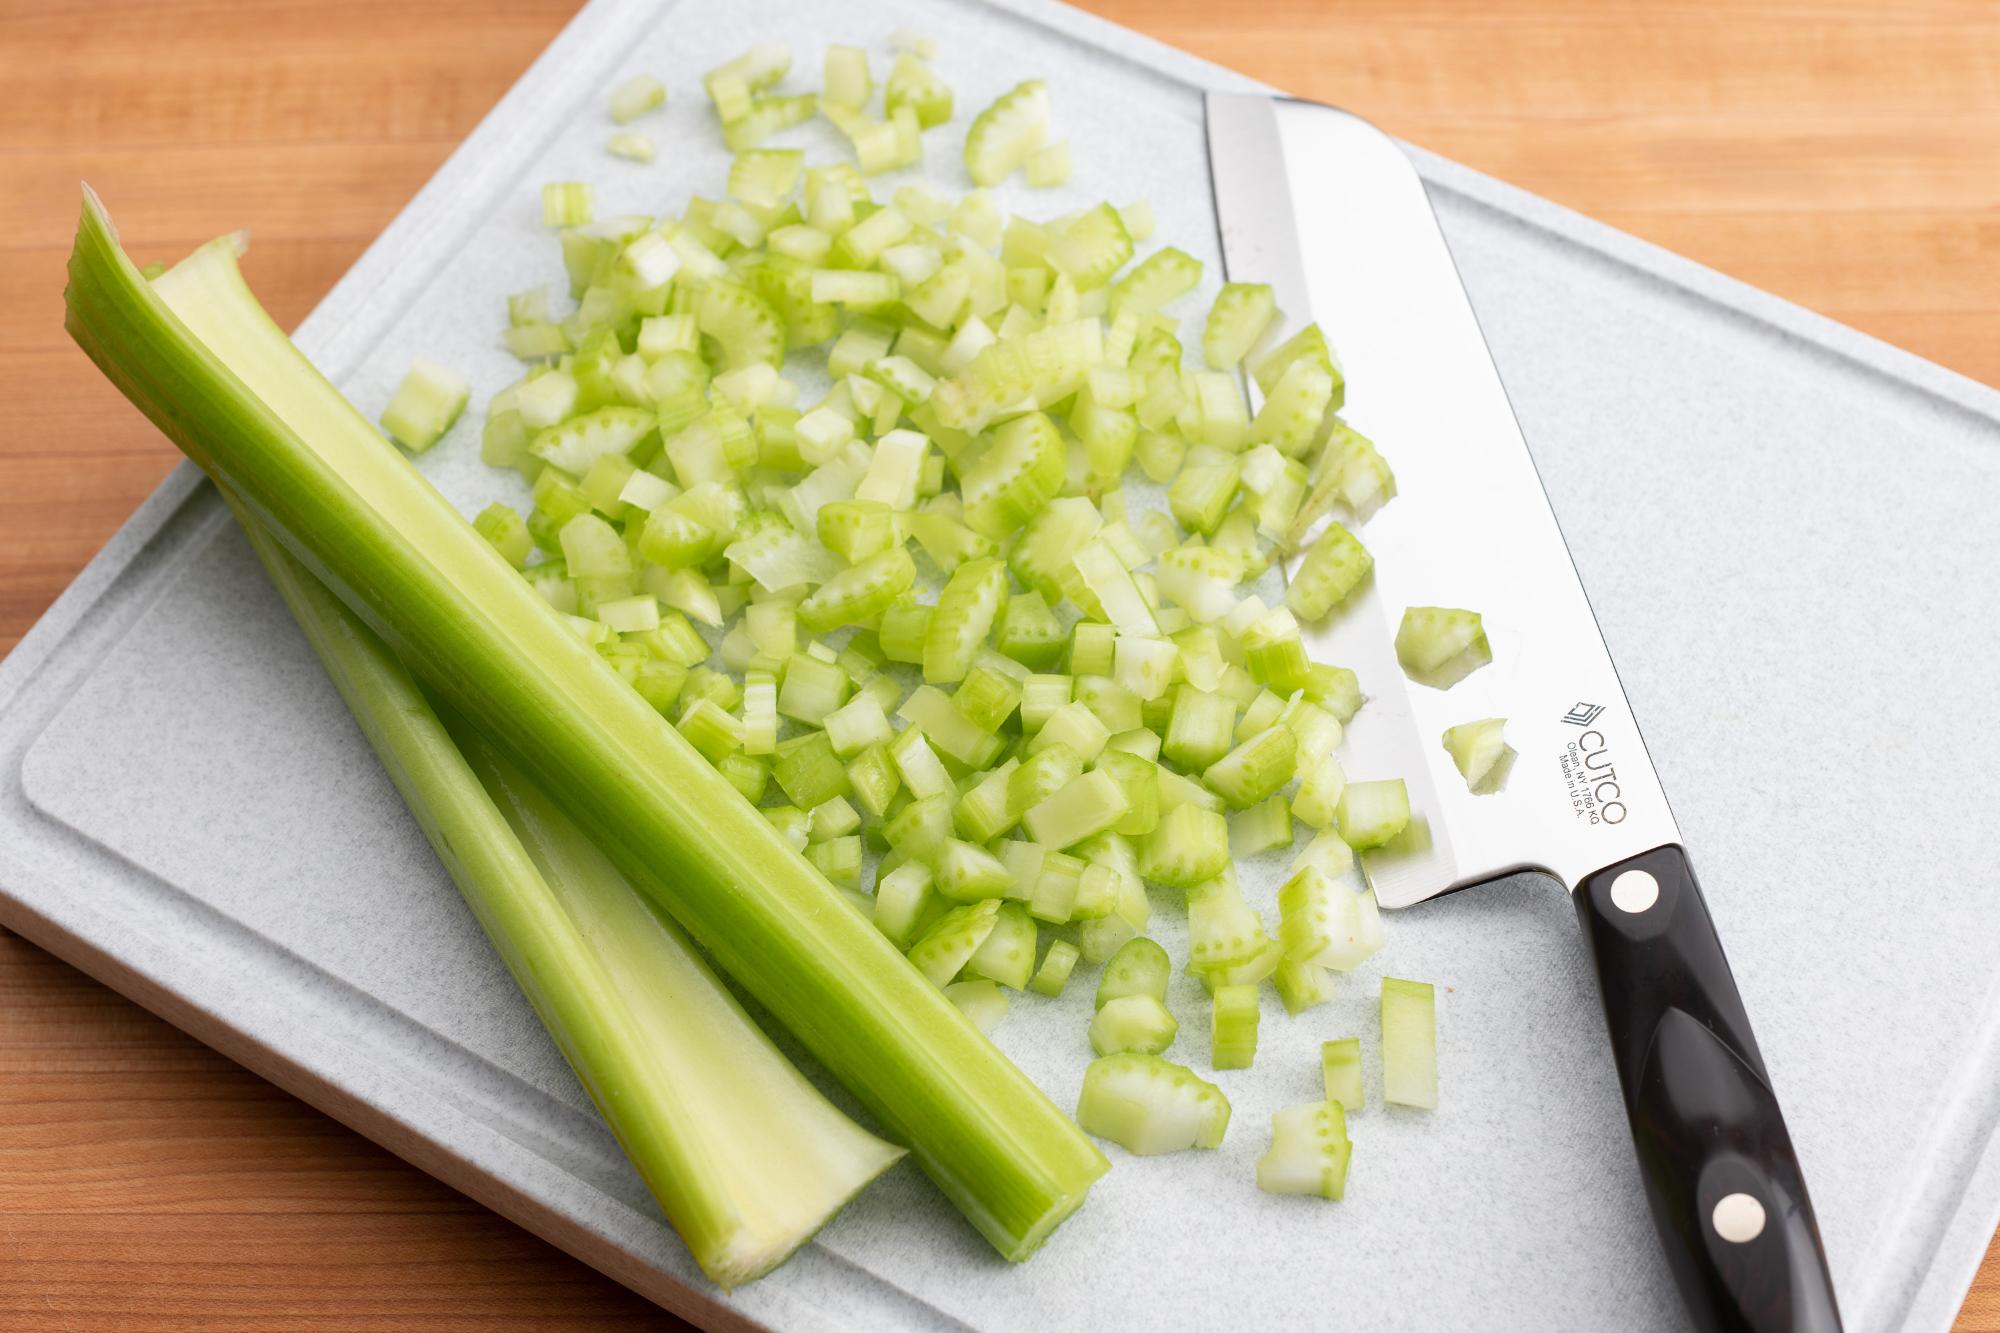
[1204,91,1842,1333]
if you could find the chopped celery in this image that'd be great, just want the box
[1286,521,1371,621]
[380,359,468,453]
[1009,743,1082,823]
[1164,685,1235,771]
[946,979,1010,1032]
[1273,959,1334,1016]
[885,52,954,129]
[1277,867,1377,972]
[1030,939,1082,997]
[1395,606,1491,689]
[964,80,1050,187]
[1095,937,1170,1009]
[1076,1053,1230,1155]
[1210,983,1260,1070]
[937,838,1015,903]
[873,860,937,948]
[1025,140,1073,188]
[542,181,594,227]
[964,901,1038,989]
[1291,753,1346,830]
[1322,1037,1364,1110]
[1027,701,1110,764]
[924,558,1007,684]
[1381,977,1438,1110]
[1203,724,1297,810]
[1442,717,1515,794]
[821,45,872,110]
[607,130,657,163]
[609,73,666,125]
[1202,282,1276,371]
[1335,779,1411,851]
[1139,803,1229,890]
[907,899,1001,987]
[1256,1101,1350,1201]
[1089,994,1178,1057]
[1187,870,1278,987]
[1023,769,1130,849]
[1230,795,1293,857]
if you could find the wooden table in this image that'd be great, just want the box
[2,1,1995,1327]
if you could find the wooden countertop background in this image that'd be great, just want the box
[2,0,1996,1327]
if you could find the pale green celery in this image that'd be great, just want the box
[885,52,953,129]
[1273,959,1334,1016]
[541,181,594,227]
[1322,1037,1364,1110]
[1094,748,1159,838]
[1026,701,1110,765]
[964,901,1038,989]
[609,73,666,124]
[924,558,1007,684]
[729,149,806,210]
[1109,246,1201,317]
[1290,827,1356,882]
[873,860,937,949]
[954,663,1022,731]
[964,80,1050,187]
[1335,779,1411,851]
[777,654,849,724]
[1029,939,1081,997]
[1023,769,1130,849]
[1075,1053,1230,1155]
[379,359,468,453]
[1256,1102,1350,1201]
[1203,724,1296,810]
[1395,606,1490,689]
[807,834,863,887]
[1095,936,1170,1009]
[899,685,1005,768]
[473,503,532,569]
[1230,795,1293,858]
[1210,983,1260,1070]
[1139,802,1229,889]
[67,203,1105,1258]
[1073,674,1141,734]
[821,45,872,110]
[1024,140,1073,189]
[231,517,899,1289]
[1163,685,1235,771]
[1291,752,1347,830]
[889,726,953,800]
[1286,520,1372,622]
[1068,622,1116,677]
[947,980,1011,1033]
[822,692,893,758]
[1277,866,1376,971]
[1202,282,1277,371]
[1089,994,1178,1056]
[886,793,956,863]
[936,839,1015,903]
[1018,674,1072,734]
[1381,977,1439,1110]
[1008,743,1082,823]
[908,899,1001,986]
[1187,868,1279,986]
[1442,717,1515,794]
[954,759,1020,843]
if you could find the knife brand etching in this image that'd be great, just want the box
[1558,720,1628,826]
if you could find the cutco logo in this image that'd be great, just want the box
[1556,702,1627,826]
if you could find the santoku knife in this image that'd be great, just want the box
[1203,91,1842,1333]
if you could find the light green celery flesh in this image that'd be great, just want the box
[65,196,1106,1261]
[236,514,900,1286]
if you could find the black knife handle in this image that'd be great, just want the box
[1574,844,1842,1333]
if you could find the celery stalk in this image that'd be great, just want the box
[233,513,899,1287]
[65,195,1106,1262]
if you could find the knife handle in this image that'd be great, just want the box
[1574,844,1842,1333]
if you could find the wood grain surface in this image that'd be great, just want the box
[2,1,1995,1328]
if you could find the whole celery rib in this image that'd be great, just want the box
[236,510,902,1288]
[65,192,1106,1260]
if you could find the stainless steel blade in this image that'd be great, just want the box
[1204,92,1681,906]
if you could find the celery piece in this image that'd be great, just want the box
[232,519,899,1289]
[730,149,805,210]
[886,793,956,863]
[964,901,1037,989]
[885,52,954,129]
[955,664,1023,732]
[765,805,811,853]
[1290,827,1356,883]
[847,744,901,818]
[1109,246,1201,317]
[816,498,900,563]
[946,979,1010,1032]
[955,759,1022,843]
[878,596,931,664]
[1395,606,1490,690]
[1139,803,1229,890]
[1025,141,1073,188]
[1322,1037,1364,1110]
[542,181,594,227]
[873,860,936,949]
[473,504,533,570]
[995,590,1065,670]
[1292,753,1347,830]
[1164,685,1236,772]
[1023,770,1130,850]
[1210,983,1260,1070]
[889,726,953,801]
[1442,717,1516,794]
[777,655,850,725]
[823,692,893,758]
[1089,994,1178,1057]
[1068,622,1115,677]
[1105,727,1161,763]
[1202,282,1277,371]
[1188,869,1279,988]
[1381,977,1438,1110]
[1051,204,1132,292]
[1231,795,1293,858]
[1274,959,1334,1016]
[907,899,1002,987]
[1019,674,1072,735]
[809,796,863,843]
[822,45,872,110]
[1203,724,1297,810]
[1243,606,1312,695]
[679,699,744,762]
[771,731,850,808]
[899,685,1005,768]
[1075,1054,1230,1156]
[1256,1101,1350,1201]
[807,834,863,887]
[1010,495,1101,600]
[1336,779,1411,852]
[924,557,1007,684]
[797,547,918,633]
[1009,743,1082,822]
[1026,701,1110,765]
[937,838,1015,904]
[964,80,1050,186]
[1030,939,1082,998]
[1287,520,1372,622]
[1094,748,1159,838]
[1095,937,1170,1009]
[961,413,1065,538]
[1072,539,1158,635]
[609,73,666,124]
[380,359,468,453]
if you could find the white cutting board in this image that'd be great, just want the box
[5,1,2000,1329]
